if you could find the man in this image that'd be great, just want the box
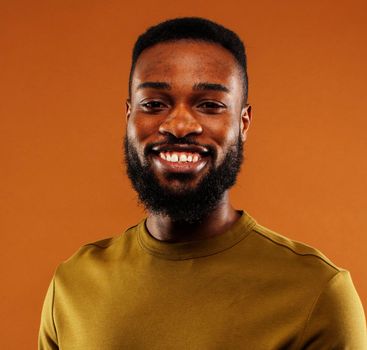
[39,17,366,349]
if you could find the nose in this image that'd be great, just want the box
[159,105,203,138]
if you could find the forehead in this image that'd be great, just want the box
[131,40,242,91]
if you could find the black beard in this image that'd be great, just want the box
[124,134,244,224]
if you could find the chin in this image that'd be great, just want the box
[157,178,202,195]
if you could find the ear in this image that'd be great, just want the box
[240,104,252,142]
[125,99,131,123]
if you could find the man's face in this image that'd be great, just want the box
[125,40,251,222]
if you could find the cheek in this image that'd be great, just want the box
[127,115,158,148]
[206,119,240,148]
[203,118,240,156]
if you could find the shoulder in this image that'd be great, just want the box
[252,222,340,271]
[248,221,366,346]
[244,220,344,289]
[55,223,140,278]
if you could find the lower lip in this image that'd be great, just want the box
[152,154,208,174]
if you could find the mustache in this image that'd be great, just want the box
[144,134,216,157]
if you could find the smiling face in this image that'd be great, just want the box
[125,40,251,221]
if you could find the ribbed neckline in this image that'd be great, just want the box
[136,211,257,260]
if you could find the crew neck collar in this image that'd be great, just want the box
[136,211,256,260]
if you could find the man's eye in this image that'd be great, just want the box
[197,101,226,112]
[141,101,166,110]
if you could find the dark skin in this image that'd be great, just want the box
[126,40,252,242]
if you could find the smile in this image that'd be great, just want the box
[150,144,210,174]
[159,151,201,163]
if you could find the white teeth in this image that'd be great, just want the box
[179,154,187,162]
[158,152,201,163]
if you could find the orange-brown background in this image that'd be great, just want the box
[1,0,366,348]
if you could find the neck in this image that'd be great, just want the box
[145,192,240,242]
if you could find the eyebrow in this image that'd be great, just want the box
[137,82,171,90]
[193,82,230,93]
[136,81,230,93]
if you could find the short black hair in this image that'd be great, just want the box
[129,17,248,103]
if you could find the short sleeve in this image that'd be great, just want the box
[38,277,59,350]
[298,270,367,349]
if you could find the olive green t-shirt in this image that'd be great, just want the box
[39,212,367,349]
